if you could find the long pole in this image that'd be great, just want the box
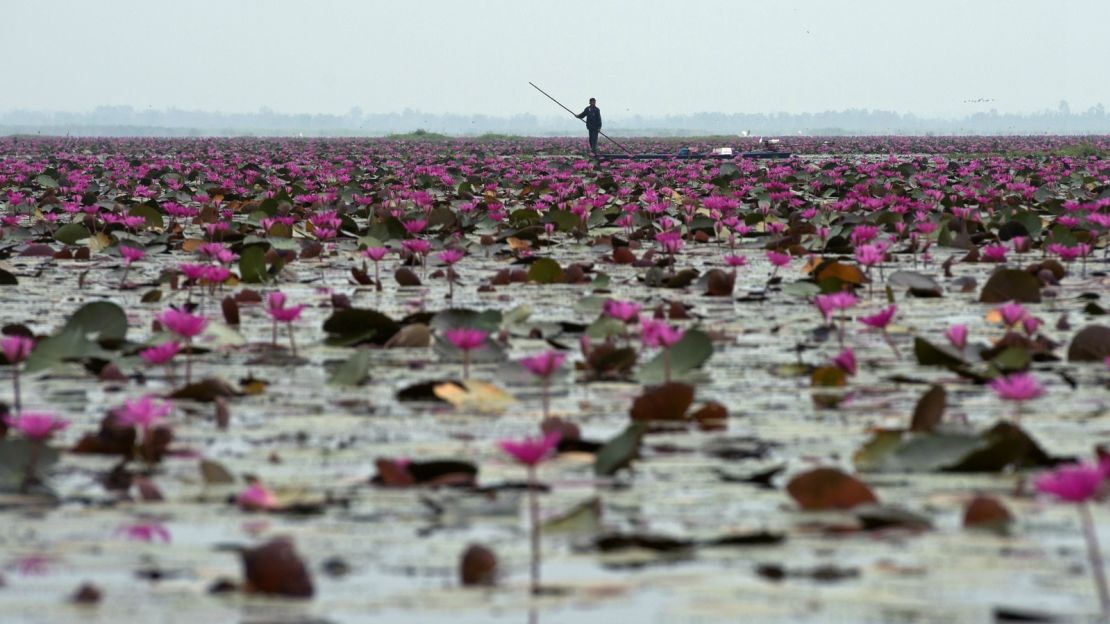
[528,82,632,154]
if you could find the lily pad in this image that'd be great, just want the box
[637,329,713,384]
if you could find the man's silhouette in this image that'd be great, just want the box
[576,98,602,155]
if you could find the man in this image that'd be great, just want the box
[576,98,602,155]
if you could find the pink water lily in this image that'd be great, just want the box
[156,308,206,384]
[945,324,968,350]
[2,334,34,412]
[1034,459,1110,615]
[989,372,1045,402]
[499,432,561,467]
[520,351,566,419]
[832,348,857,376]
[237,482,280,511]
[603,299,641,323]
[5,412,69,440]
[157,308,208,339]
[116,521,171,543]
[445,327,489,378]
[519,351,566,379]
[859,305,896,329]
[1,335,33,364]
[115,395,173,431]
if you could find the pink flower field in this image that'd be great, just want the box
[1,134,1110,621]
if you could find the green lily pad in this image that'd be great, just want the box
[637,329,713,384]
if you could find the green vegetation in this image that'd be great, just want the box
[385,129,450,141]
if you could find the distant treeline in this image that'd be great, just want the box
[3,104,1110,137]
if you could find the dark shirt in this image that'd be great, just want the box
[577,105,602,130]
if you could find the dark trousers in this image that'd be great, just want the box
[588,128,599,154]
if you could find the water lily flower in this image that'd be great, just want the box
[1036,460,1109,503]
[1034,458,1110,616]
[981,244,1008,263]
[946,324,969,350]
[520,351,566,419]
[832,348,857,376]
[116,521,171,543]
[237,482,280,511]
[499,432,561,467]
[996,301,1027,327]
[157,309,207,384]
[362,246,390,290]
[444,327,489,378]
[498,430,561,595]
[266,291,306,355]
[2,334,33,413]
[640,319,684,348]
[157,309,208,339]
[1,335,33,364]
[859,305,896,329]
[140,341,180,366]
[603,299,641,323]
[115,395,173,431]
[5,412,69,440]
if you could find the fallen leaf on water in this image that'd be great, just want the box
[433,380,515,414]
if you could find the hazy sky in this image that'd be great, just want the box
[2,0,1107,119]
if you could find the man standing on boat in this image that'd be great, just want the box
[576,98,602,155]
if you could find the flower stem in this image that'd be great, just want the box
[184,337,193,386]
[288,324,297,358]
[463,351,470,380]
[1081,502,1110,619]
[541,377,550,420]
[528,464,541,596]
[12,365,21,414]
[664,348,672,383]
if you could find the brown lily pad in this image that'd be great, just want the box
[786,467,878,511]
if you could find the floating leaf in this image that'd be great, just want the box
[322,308,400,346]
[637,329,713,384]
[527,257,563,284]
[241,538,314,598]
[384,323,431,348]
[786,467,878,510]
[979,268,1041,303]
[199,459,235,485]
[66,301,128,342]
[910,385,946,432]
[543,498,602,534]
[629,382,695,423]
[701,269,735,296]
[782,281,821,298]
[0,438,60,490]
[372,458,477,487]
[54,223,91,245]
[328,349,372,386]
[459,544,498,587]
[913,337,966,368]
[238,245,269,283]
[888,271,943,297]
[433,380,515,414]
[394,267,422,286]
[1066,325,1110,362]
[854,422,1058,473]
[594,423,647,477]
[963,495,1013,533]
[169,378,239,402]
